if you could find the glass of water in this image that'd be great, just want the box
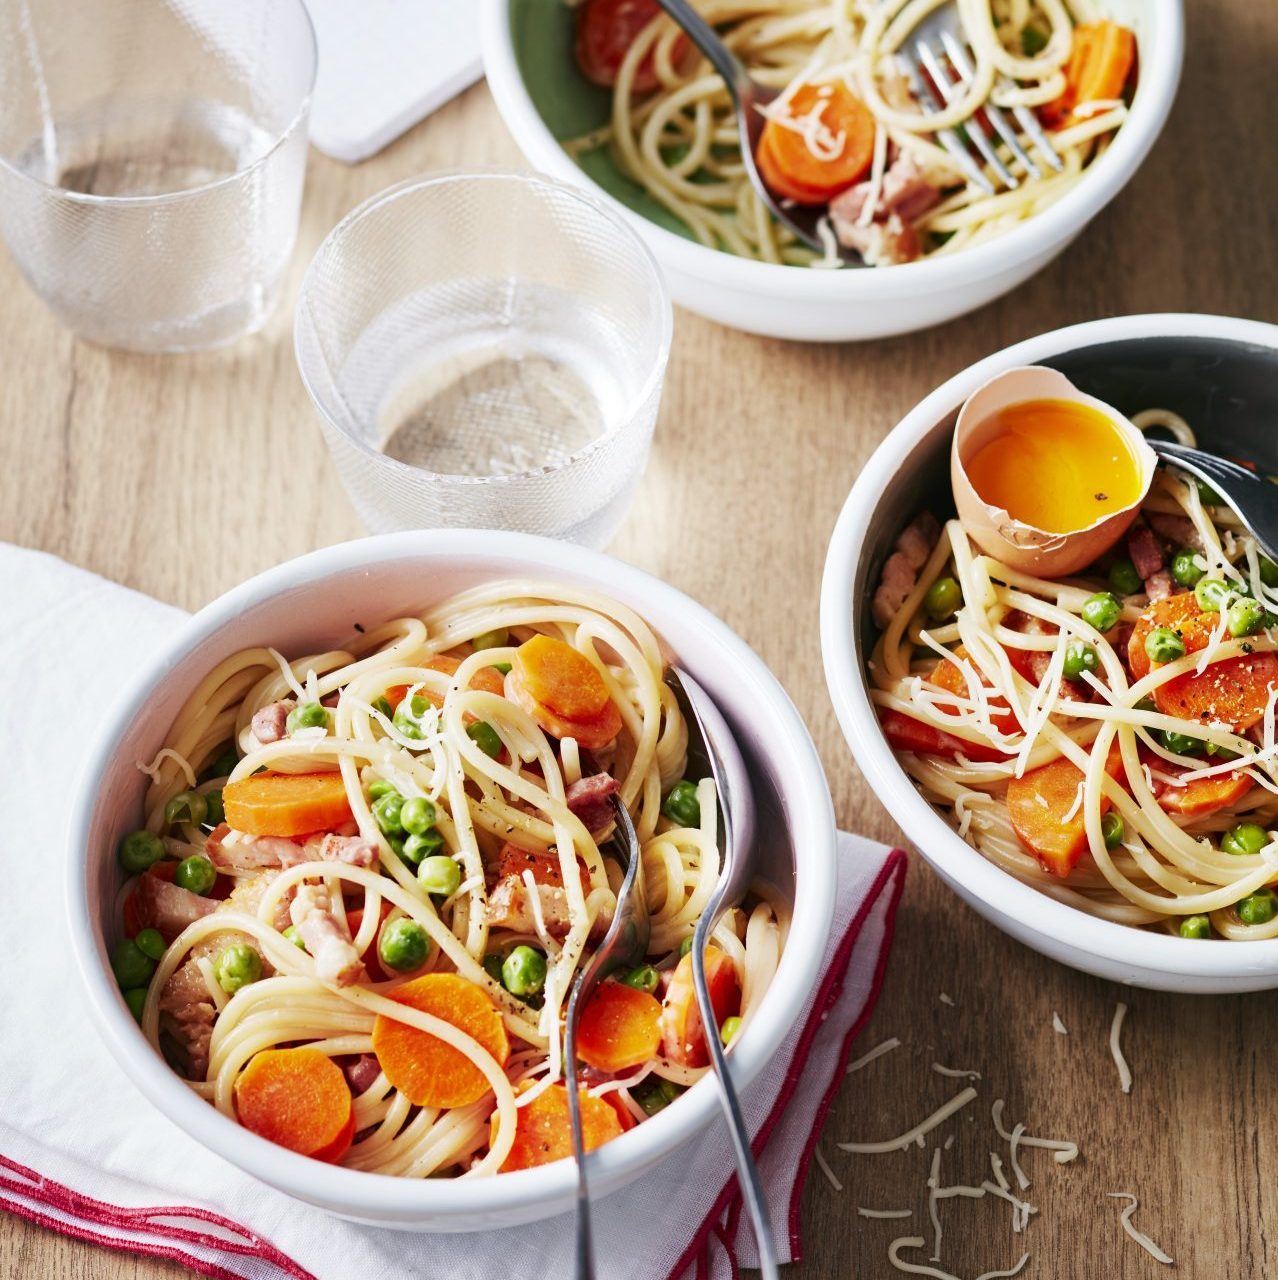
[0,0,315,351]
[294,170,672,549]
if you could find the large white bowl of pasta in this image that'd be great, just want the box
[482,0,1183,341]
[68,531,835,1229]
[822,313,1278,992]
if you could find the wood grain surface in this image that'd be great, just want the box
[3,3,1277,1275]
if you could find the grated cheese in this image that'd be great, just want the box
[837,1086,978,1154]
[137,746,196,789]
[1061,780,1085,823]
[1107,1193,1173,1264]
[887,1237,961,1279]
[267,646,308,700]
[939,992,956,1006]
[859,1207,913,1219]
[1110,1002,1133,1094]
[812,215,843,269]
[992,1099,1080,1165]
[847,1036,902,1074]
[975,1256,1031,1280]
[813,1145,843,1192]
[1052,1012,1068,1035]
[932,1062,981,1080]
[1007,1122,1029,1190]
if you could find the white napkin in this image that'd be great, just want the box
[0,544,906,1280]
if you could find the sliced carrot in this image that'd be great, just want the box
[371,974,510,1109]
[878,708,1011,764]
[1006,743,1124,878]
[510,636,623,749]
[493,1083,623,1172]
[927,646,1021,735]
[755,81,875,205]
[386,656,506,713]
[573,0,684,95]
[1129,592,1278,731]
[659,946,741,1068]
[1140,750,1254,816]
[576,981,663,1073]
[603,1092,638,1132]
[222,771,353,838]
[1040,21,1136,126]
[234,1048,353,1163]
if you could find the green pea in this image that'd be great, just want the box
[1228,597,1267,638]
[635,1082,671,1116]
[386,833,406,858]
[1144,627,1186,664]
[466,720,503,759]
[372,696,393,720]
[378,918,430,973]
[123,987,148,1021]
[483,953,505,984]
[1261,557,1278,588]
[367,779,398,800]
[1020,21,1048,54]
[1133,695,1158,714]
[720,1015,743,1045]
[472,627,508,651]
[133,928,166,961]
[400,795,438,836]
[1062,640,1099,680]
[656,1077,684,1103]
[393,694,431,740]
[286,701,329,733]
[1191,475,1223,507]
[174,854,216,895]
[1081,592,1121,633]
[621,965,659,994]
[1108,558,1142,596]
[206,747,239,780]
[924,576,962,621]
[118,829,164,875]
[373,791,406,836]
[1222,823,1268,857]
[1195,578,1230,612]
[111,939,155,989]
[1238,889,1278,926]
[678,936,694,959]
[663,780,701,828]
[417,854,462,896]
[491,662,513,676]
[1170,548,1204,588]
[1205,740,1242,761]
[502,945,547,997]
[213,943,261,993]
[1160,729,1202,758]
[1101,812,1124,849]
[404,830,446,866]
[1179,915,1212,939]
[283,925,306,950]
[164,791,209,827]
[203,789,225,825]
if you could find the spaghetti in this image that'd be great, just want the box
[111,580,784,1176]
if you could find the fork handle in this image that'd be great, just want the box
[652,0,752,101]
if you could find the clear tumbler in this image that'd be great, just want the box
[0,0,316,351]
[294,170,672,548]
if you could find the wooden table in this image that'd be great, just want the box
[3,4,1276,1274]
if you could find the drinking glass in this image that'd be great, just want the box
[294,170,672,549]
[0,0,316,351]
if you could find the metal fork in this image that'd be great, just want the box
[563,791,649,1280]
[899,5,1063,195]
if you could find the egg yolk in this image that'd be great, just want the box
[964,398,1142,534]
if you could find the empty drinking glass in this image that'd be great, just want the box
[294,170,672,548]
[0,0,316,351]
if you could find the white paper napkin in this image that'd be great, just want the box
[0,543,906,1280]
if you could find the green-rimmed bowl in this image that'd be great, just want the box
[481,0,1184,342]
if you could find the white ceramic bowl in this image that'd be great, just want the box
[821,313,1278,993]
[68,530,836,1230]
[481,0,1183,342]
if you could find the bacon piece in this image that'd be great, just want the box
[1127,519,1165,582]
[340,1053,383,1095]
[291,882,364,987]
[872,512,942,628]
[485,876,573,939]
[206,825,378,872]
[305,832,379,868]
[565,774,620,834]
[1144,569,1175,602]
[830,151,938,266]
[135,869,218,943]
[833,212,921,266]
[250,701,290,745]
[1146,512,1201,552]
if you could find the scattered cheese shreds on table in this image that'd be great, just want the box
[847,1035,902,1074]
[1052,1011,1068,1035]
[1108,1193,1174,1264]
[1110,1002,1133,1093]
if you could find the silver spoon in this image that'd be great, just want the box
[666,668,778,1280]
[652,0,862,264]
[1147,438,1278,562]
[563,791,649,1280]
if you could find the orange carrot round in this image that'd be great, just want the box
[1041,20,1136,127]
[234,1047,353,1163]
[659,946,741,1068]
[222,771,353,838]
[927,645,1022,735]
[576,981,662,1073]
[371,974,510,1108]
[756,81,875,205]
[493,1084,623,1172]
[387,656,506,713]
[510,635,623,749]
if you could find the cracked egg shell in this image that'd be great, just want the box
[950,366,1158,578]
